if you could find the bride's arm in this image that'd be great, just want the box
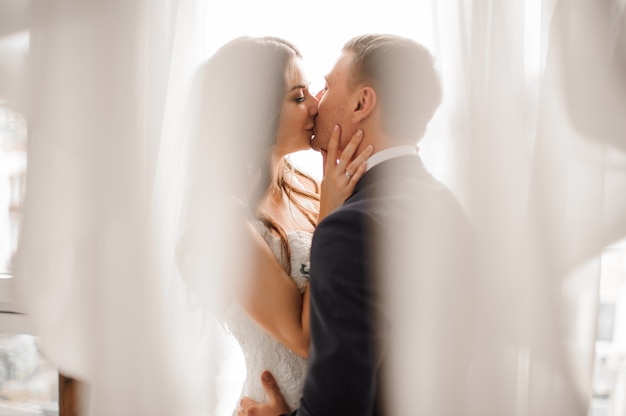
[176,217,311,357]
[227,222,311,358]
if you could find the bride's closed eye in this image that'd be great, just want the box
[294,86,314,103]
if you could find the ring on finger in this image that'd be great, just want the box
[345,170,352,179]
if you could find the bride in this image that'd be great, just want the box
[177,36,371,414]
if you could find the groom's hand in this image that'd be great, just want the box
[237,371,290,416]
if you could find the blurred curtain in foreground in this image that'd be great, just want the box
[3,0,625,415]
[12,0,228,415]
[409,1,625,415]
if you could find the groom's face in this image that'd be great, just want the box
[311,51,358,153]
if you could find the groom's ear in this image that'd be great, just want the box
[351,86,377,123]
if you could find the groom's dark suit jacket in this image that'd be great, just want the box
[289,154,477,416]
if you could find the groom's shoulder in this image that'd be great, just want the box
[317,200,368,231]
[314,199,374,244]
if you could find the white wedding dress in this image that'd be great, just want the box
[222,224,312,414]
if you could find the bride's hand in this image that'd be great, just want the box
[318,125,373,222]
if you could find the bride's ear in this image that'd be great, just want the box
[351,86,377,123]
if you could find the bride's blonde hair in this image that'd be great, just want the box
[253,37,319,274]
[197,36,319,274]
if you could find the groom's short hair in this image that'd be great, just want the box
[343,34,442,141]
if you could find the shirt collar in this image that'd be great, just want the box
[366,145,418,172]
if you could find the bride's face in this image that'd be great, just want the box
[273,58,319,157]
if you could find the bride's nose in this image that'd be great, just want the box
[308,100,318,117]
[308,91,319,116]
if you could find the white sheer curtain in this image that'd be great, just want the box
[13,1,223,415]
[427,1,626,414]
[6,0,626,415]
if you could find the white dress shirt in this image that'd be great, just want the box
[365,145,418,172]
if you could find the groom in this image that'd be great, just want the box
[239,34,477,416]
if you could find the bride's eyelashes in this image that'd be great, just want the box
[293,87,313,103]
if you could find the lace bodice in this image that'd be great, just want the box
[222,226,312,413]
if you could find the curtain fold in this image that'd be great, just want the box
[431,1,626,415]
[14,1,181,414]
